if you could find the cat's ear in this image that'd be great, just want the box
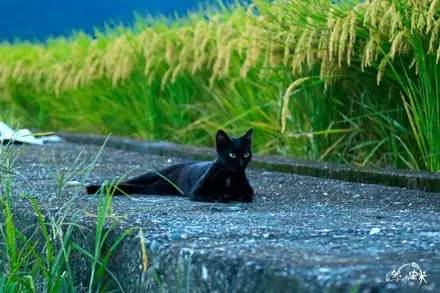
[216,129,231,150]
[242,128,253,142]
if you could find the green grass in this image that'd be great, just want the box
[384,35,440,171]
[0,0,438,172]
[0,140,130,292]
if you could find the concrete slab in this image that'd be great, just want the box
[7,142,440,292]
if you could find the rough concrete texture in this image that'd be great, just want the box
[8,142,440,292]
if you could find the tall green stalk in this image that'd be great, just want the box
[385,36,440,171]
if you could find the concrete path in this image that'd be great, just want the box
[9,142,440,292]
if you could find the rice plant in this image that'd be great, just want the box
[260,0,440,170]
[0,0,438,171]
[384,36,440,171]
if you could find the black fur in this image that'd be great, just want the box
[86,129,254,203]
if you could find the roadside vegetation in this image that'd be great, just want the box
[0,0,438,172]
[0,141,129,292]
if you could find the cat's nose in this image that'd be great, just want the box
[239,160,245,167]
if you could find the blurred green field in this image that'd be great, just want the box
[0,0,438,172]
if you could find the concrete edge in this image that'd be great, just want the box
[59,133,440,193]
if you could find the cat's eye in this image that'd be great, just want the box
[229,153,236,158]
[244,152,250,158]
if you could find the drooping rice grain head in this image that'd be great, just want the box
[427,0,439,32]
[240,27,261,78]
[347,11,357,66]
[191,21,207,74]
[165,39,175,67]
[223,41,234,77]
[280,77,311,134]
[11,60,24,80]
[377,53,392,85]
[379,2,403,37]
[304,29,316,70]
[417,12,427,33]
[283,34,293,66]
[291,29,309,73]
[338,17,350,68]
[143,31,159,78]
[0,65,11,88]
[362,30,381,70]
[161,67,173,90]
[212,22,227,80]
[390,30,407,59]
[429,19,440,53]
[328,17,342,63]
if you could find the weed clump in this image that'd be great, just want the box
[0,141,129,292]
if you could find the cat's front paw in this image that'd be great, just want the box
[237,186,254,202]
[219,194,233,203]
[239,195,253,203]
[189,193,216,202]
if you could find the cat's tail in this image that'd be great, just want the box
[85,183,146,195]
[85,184,101,194]
[85,182,178,195]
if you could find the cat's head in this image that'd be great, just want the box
[216,129,253,170]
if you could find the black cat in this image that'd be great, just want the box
[86,129,254,203]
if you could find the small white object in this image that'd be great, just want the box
[0,121,61,145]
[369,227,381,235]
[318,267,331,273]
[65,180,81,187]
[41,135,62,143]
[202,265,209,280]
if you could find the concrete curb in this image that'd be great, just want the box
[60,133,440,193]
[10,140,440,292]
